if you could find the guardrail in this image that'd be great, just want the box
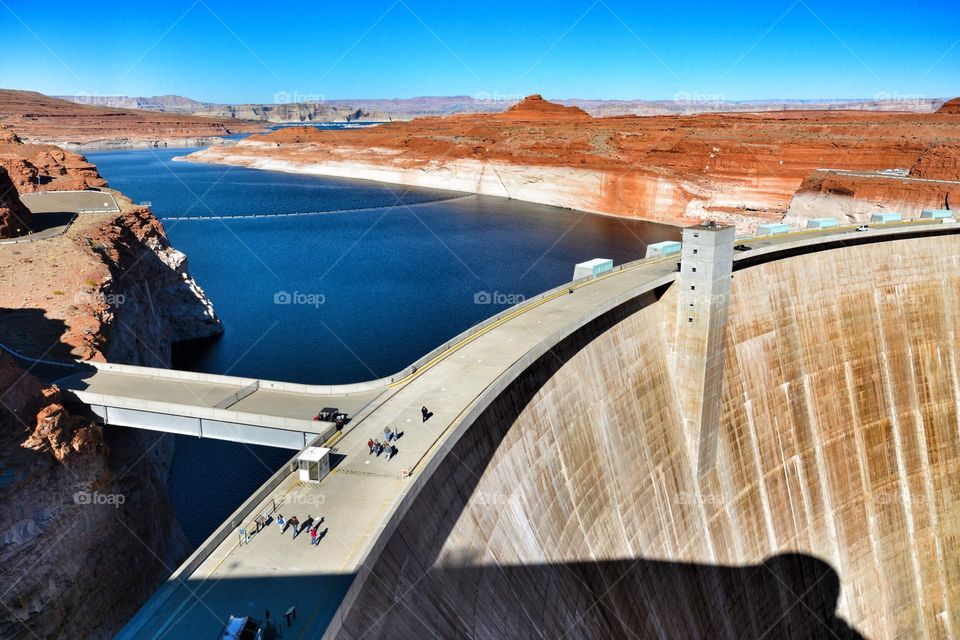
[0,341,78,368]
[115,454,302,640]
[214,379,260,409]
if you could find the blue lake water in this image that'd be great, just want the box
[87,144,679,546]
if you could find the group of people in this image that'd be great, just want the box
[275,513,326,545]
[364,405,433,460]
[368,437,397,459]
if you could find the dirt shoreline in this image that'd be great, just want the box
[180,95,960,232]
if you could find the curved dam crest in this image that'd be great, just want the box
[336,234,960,639]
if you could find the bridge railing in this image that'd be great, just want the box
[214,379,260,409]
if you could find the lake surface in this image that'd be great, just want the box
[87,144,679,545]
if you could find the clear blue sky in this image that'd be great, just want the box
[0,0,956,103]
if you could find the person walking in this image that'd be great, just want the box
[276,514,285,533]
[421,406,429,422]
[309,525,319,545]
[367,438,374,454]
[289,515,300,540]
[384,426,392,442]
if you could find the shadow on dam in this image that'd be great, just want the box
[166,552,861,640]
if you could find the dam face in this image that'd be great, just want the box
[337,235,959,639]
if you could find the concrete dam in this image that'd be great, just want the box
[333,231,959,639]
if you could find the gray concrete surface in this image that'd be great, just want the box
[18,190,120,213]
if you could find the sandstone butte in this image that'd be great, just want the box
[0,89,262,148]
[0,133,222,637]
[185,93,960,231]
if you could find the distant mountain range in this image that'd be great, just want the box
[55,94,947,123]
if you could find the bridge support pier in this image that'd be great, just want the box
[673,222,735,477]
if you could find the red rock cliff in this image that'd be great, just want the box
[0,142,220,638]
[0,352,188,639]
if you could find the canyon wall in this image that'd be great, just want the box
[338,234,960,639]
[0,141,222,638]
[785,172,960,225]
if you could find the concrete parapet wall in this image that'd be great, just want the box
[336,234,960,639]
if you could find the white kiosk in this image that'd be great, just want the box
[573,258,613,280]
[297,446,332,483]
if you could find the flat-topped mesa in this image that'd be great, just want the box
[496,94,592,121]
[0,89,262,148]
[937,97,960,114]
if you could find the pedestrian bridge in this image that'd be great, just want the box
[56,363,387,449]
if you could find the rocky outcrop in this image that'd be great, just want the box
[937,97,960,114]
[79,207,223,366]
[0,130,107,193]
[201,102,390,123]
[0,352,188,640]
[911,143,960,181]
[784,172,959,224]
[0,165,31,238]
[498,93,591,120]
